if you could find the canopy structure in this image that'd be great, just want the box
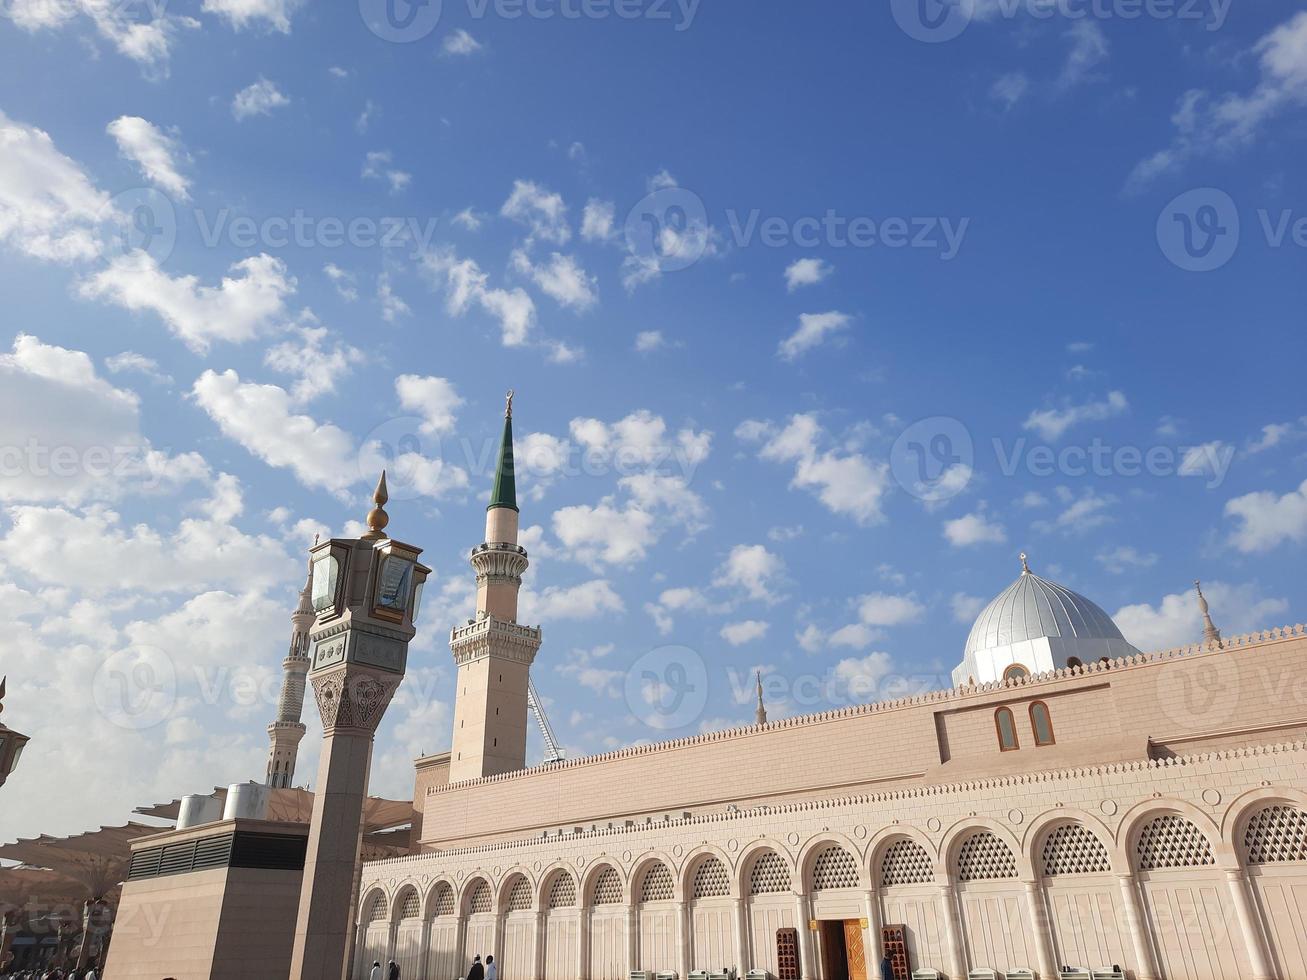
[0,823,162,901]
[132,786,415,836]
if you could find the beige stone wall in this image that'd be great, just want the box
[422,628,1307,850]
[365,738,1307,980]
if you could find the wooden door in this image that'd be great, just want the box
[843,920,867,980]
[776,927,799,980]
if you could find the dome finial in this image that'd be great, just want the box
[362,471,390,540]
[505,389,514,419]
[1195,580,1223,649]
[1019,551,1031,574]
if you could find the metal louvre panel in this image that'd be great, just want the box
[158,841,197,876]
[192,833,235,871]
[127,847,163,880]
[230,831,307,870]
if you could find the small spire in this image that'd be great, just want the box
[1195,580,1223,649]
[1019,551,1031,575]
[362,471,390,540]
[488,394,519,513]
[754,671,768,726]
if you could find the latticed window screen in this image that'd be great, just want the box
[1136,814,1215,871]
[692,857,730,898]
[365,892,387,922]
[811,845,859,890]
[1244,805,1307,864]
[956,832,1018,882]
[398,889,421,919]
[592,866,623,905]
[881,838,934,887]
[506,876,532,911]
[748,851,792,895]
[468,879,492,914]
[548,872,578,908]
[640,862,675,902]
[1041,823,1111,876]
[431,883,456,917]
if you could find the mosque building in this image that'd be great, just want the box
[100,397,1307,980]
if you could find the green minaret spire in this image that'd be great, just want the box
[488,389,518,512]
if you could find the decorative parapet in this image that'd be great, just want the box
[469,542,529,583]
[368,738,1307,869]
[427,622,1307,796]
[449,614,542,666]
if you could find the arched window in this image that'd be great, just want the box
[880,838,934,887]
[995,707,1019,751]
[429,882,455,917]
[591,866,623,905]
[639,862,674,902]
[1003,664,1029,682]
[364,891,388,923]
[397,888,420,919]
[748,850,792,895]
[546,871,577,908]
[1030,701,1055,746]
[691,857,730,899]
[956,831,1018,881]
[505,875,532,912]
[1244,805,1307,864]
[810,845,859,890]
[467,879,492,914]
[1135,814,1215,871]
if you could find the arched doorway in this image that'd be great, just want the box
[1036,821,1128,970]
[587,864,628,980]
[635,860,678,973]
[500,873,534,980]
[953,830,1033,974]
[425,882,458,980]
[687,854,735,970]
[541,869,579,980]
[808,844,866,980]
[876,836,945,974]
[1242,803,1307,978]
[392,886,423,978]
[742,849,796,979]
[462,877,496,972]
[356,890,390,979]
[1133,812,1250,979]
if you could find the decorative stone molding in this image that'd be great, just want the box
[449,615,542,667]
[310,666,400,734]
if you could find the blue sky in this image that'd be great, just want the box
[1,0,1306,841]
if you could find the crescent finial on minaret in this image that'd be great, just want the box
[754,670,768,726]
[506,389,514,419]
[1020,552,1031,574]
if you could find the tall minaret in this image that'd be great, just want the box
[1195,580,1223,649]
[266,556,314,788]
[448,391,543,783]
[754,671,768,726]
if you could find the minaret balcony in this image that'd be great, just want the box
[469,543,530,582]
[449,613,542,667]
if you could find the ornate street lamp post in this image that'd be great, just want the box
[0,677,30,789]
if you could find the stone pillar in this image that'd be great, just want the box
[676,900,691,978]
[862,889,881,969]
[734,897,750,975]
[1225,868,1276,980]
[793,895,814,980]
[533,910,547,980]
[937,883,967,980]
[627,905,639,975]
[1021,880,1058,980]
[578,908,591,980]
[1115,872,1160,980]
[454,914,468,978]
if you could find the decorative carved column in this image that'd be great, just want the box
[1225,868,1276,980]
[936,882,967,980]
[793,894,814,979]
[578,907,590,980]
[861,888,881,969]
[734,896,750,975]
[1115,872,1160,980]
[626,904,639,975]
[533,910,547,980]
[1021,880,1058,980]
[675,900,691,978]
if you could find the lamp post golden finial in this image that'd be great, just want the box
[361,471,389,540]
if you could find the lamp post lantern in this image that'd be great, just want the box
[0,677,30,789]
[288,473,429,980]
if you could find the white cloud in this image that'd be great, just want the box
[232,78,290,120]
[1247,420,1305,454]
[1225,478,1307,553]
[739,414,890,525]
[943,511,1007,547]
[778,311,851,361]
[105,350,172,385]
[421,247,537,347]
[551,500,657,568]
[1128,11,1307,187]
[519,579,624,622]
[323,263,358,301]
[714,544,785,603]
[830,652,894,704]
[581,199,615,241]
[950,593,985,624]
[1096,545,1158,574]
[990,72,1028,110]
[5,0,199,73]
[191,370,358,493]
[203,0,303,31]
[442,27,483,54]
[362,151,411,194]
[501,179,570,245]
[1114,581,1289,652]
[783,258,832,292]
[511,250,597,311]
[78,252,295,352]
[1033,487,1115,535]
[452,207,483,231]
[721,619,769,646]
[828,623,879,649]
[395,374,463,435]
[634,330,666,353]
[263,324,363,403]
[377,272,411,322]
[107,116,191,200]
[1023,390,1128,441]
[1058,20,1108,89]
[856,592,925,626]
[0,109,109,262]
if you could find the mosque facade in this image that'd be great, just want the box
[337,406,1307,980]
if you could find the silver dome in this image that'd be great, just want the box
[964,560,1125,658]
